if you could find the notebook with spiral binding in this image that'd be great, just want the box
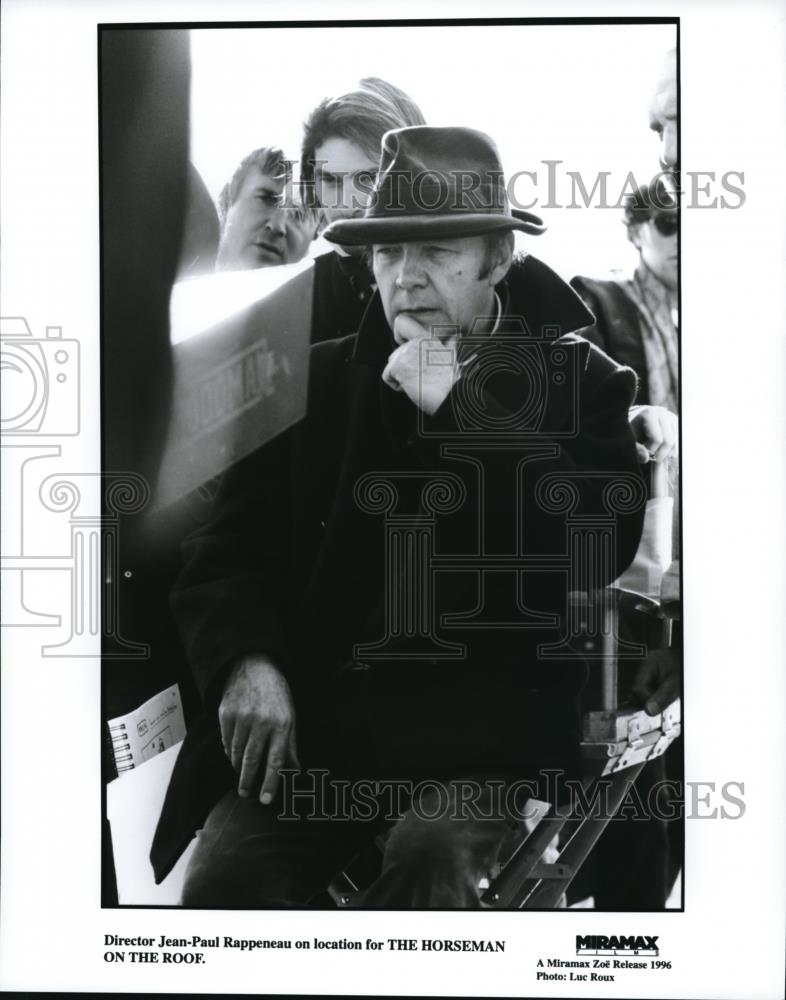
[106,685,186,779]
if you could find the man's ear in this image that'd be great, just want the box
[488,231,515,286]
[628,223,642,251]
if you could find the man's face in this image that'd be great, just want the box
[633,214,678,290]
[216,166,317,271]
[649,49,678,176]
[313,137,379,227]
[373,236,501,343]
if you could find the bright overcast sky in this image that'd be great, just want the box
[189,22,676,281]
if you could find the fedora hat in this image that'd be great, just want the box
[322,125,545,245]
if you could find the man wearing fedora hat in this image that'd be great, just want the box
[152,126,646,908]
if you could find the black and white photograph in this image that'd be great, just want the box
[101,19,684,914]
[1,1,785,997]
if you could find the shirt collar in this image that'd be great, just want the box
[634,260,677,308]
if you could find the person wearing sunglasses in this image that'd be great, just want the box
[571,180,678,415]
[569,178,681,913]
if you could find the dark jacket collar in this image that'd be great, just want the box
[351,252,594,370]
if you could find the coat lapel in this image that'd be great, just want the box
[300,253,601,671]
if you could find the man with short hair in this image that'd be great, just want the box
[152,125,645,909]
[215,146,320,271]
[649,48,678,185]
[300,77,426,342]
[572,181,679,413]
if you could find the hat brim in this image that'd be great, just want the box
[322,209,546,246]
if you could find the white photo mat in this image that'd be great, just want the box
[1,1,784,996]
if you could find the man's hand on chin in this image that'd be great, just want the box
[381,313,459,415]
[219,655,300,804]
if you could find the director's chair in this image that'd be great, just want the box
[326,460,681,909]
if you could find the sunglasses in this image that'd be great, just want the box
[650,214,679,237]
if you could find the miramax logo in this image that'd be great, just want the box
[576,935,659,957]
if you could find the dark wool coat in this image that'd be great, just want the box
[310,250,375,343]
[151,255,645,882]
[569,275,653,405]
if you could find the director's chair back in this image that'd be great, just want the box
[327,460,681,909]
[480,457,680,908]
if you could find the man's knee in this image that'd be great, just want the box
[180,830,314,908]
[178,794,296,907]
[180,848,228,908]
[180,821,263,907]
[178,791,368,908]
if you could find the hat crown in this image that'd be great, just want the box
[321,124,546,245]
[369,126,509,218]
